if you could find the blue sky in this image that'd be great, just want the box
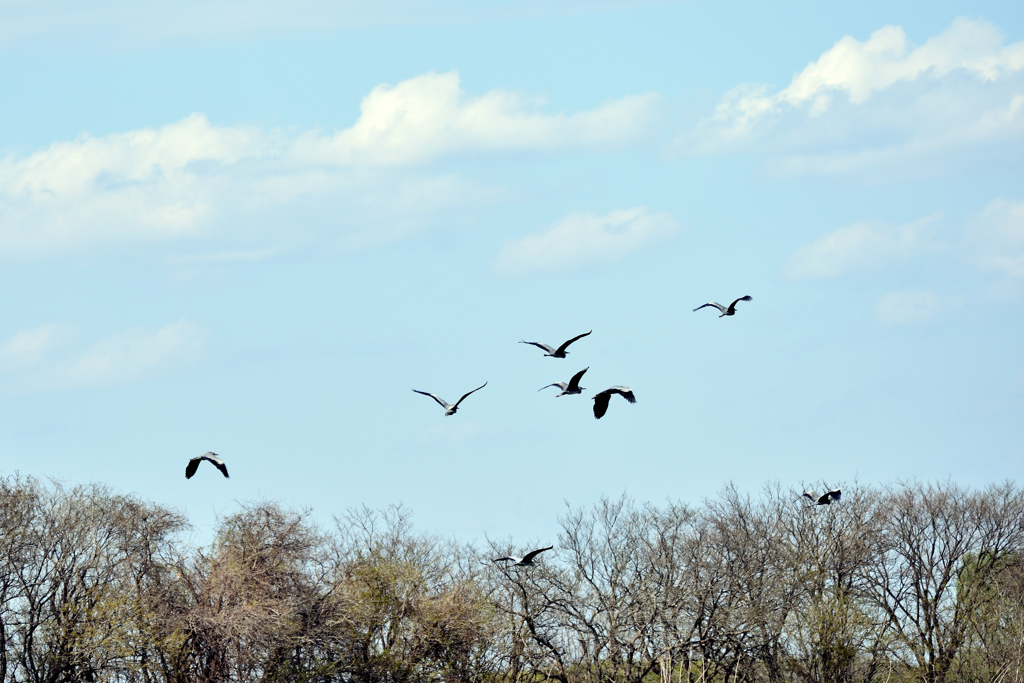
[1,0,1022,545]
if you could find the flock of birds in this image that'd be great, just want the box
[183,292,839,559]
[411,329,637,422]
[184,297,754,478]
[409,295,755,422]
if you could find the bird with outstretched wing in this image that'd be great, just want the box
[539,367,589,396]
[186,452,229,479]
[592,386,636,419]
[493,546,554,566]
[693,295,753,317]
[413,382,488,416]
[520,331,592,358]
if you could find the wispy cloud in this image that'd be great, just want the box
[789,198,1023,323]
[684,18,1024,176]
[0,73,659,259]
[493,207,679,277]
[967,197,1024,277]
[785,214,939,280]
[0,319,206,394]
[876,289,943,325]
[0,323,76,371]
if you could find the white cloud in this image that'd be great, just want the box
[0,323,76,371]
[876,289,942,325]
[967,197,1024,277]
[0,319,205,394]
[493,207,678,277]
[0,114,274,256]
[294,71,661,166]
[778,18,1022,109]
[785,214,939,280]
[687,18,1024,175]
[0,73,659,258]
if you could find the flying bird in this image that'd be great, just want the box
[493,546,554,567]
[519,331,592,358]
[801,488,842,506]
[693,295,753,317]
[186,452,229,479]
[413,382,487,416]
[592,386,636,419]
[539,367,588,397]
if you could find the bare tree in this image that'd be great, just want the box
[486,535,571,683]
[696,484,801,682]
[0,475,188,683]
[160,501,331,682]
[951,551,1024,682]
[555,496,674,683]
[783,483,893,683]
[329,504,493,683]
[867,481,1024,683]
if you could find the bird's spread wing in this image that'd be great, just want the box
[609,386,636,403]
[694,302,726,313]
[453,382,487,409]
[555,330,591,355]
[202,454,229,478]
[802,491,816,502]
[816,492,831,505]
[828,489,842,502]
[521,546,554,563]
[187,453,228,479]
[413,389,451,409]
[728,295,753,313]
[492,557,514,563]
[520,340,556,354]
[567,367,588,391]
[539,382,568,392]
[593,392,612,419]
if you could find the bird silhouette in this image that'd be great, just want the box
[413,382,488,416]
[539,367,589,396]
[186,452,229,479]
[592,386,636,419]
[693,296,753,317]
[493,546,554,566]
[519,331,592,358]
[801,488,842,506]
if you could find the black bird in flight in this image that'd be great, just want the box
[539,367,589,396]
[519,330,592,358]
[413,382,488,416]
[801,488,842,506]
[592,386,636,419]
[693,296,753,317]
[493,546,554,566]
[186,452,229,479]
